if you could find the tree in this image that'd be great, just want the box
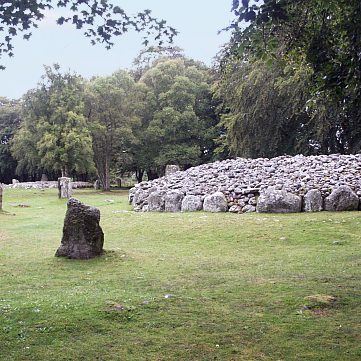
[127,57,218,180]
[85,70,139,190]
[0,0,177,69]
[214,56,316,158]
[11,65,95,179]
[226,0,361,154]
[0,97,21,183]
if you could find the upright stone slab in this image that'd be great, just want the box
[203,192,228,212]
[324,185,359,211]
[58,177,72,199]
[55,198,104,259]
[147,191,165,212]
[181,195,203,212]
[257,188,302,213]
[165,191,184,212]
[165,165,180,176]
[303,189,323,212]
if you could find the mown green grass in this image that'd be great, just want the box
[1,189,361,360]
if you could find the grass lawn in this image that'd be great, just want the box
[1,188,361,360]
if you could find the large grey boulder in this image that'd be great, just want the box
[257,188,302,213]
[165,191,184,212]
[181,195,203,212]
[324,185,359,211]
[203,192,228,212]
[58,177,72,199]
[147,191,165,212]
[55,198,104,259]
[303,189,323,212]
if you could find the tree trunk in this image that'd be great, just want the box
[147,169,159,180]
[136,169,144,183]
[0,186,3,211]
[103,155,111,191]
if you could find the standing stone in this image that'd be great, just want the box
[203,192,228,212]
[257,188,302,213]
[147,191,165,212]
[55,198,104,259]
[324,185,359,211]
[165,165,180,176]
[0,186,2,211]
[41,174,48,182]
[12,179,19,185]
[303,189,323,212]
[181,195,203,212]
[94,180,101,190]
[165,191,184,212]
[58,177,72,199]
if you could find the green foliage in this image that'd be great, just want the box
[128,57,218,178]
[0,1,177,69]
[218,0,361,157]
[85,70,140,190]
[11,65,95,178]
[0,97,21,183]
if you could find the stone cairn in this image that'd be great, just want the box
[129,154,361,213]
[55,198,104,259]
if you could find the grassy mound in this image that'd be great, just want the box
[0,189,360,360]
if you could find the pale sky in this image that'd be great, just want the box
[0,1,234,99]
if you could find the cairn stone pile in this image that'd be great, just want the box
[129,154,361,213]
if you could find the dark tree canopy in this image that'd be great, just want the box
[0,0,178,69]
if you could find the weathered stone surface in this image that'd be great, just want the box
[324,185,359,211]
[147,191,165,212]
[203,192,228,212]
[229,205,242,213]
[242,204,256,213]
[303,189,323,212]
[165,191,184,212]
[181,195,203,212]
[41,174,48,182]
[130,153,361,213]
[55,198,104,259]
[165,165,180,176]
[257,188,302,213]
[58,177,72,199]
[94,179,101,190]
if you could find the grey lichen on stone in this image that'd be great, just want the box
[181,195,203,212]
[324,185,359,211]
[203,192,228,212]
[303,189,323,212]
[257,188,302,213]
[55,198,104,259]
[165,191,184,212]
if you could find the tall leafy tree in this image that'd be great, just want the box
[225,0,361,154]
[128,57,218,180]
[0,97,21,183]
[11,65,95,178]
[85,70,139,190]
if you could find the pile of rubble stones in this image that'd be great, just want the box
[129,154,361,213]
